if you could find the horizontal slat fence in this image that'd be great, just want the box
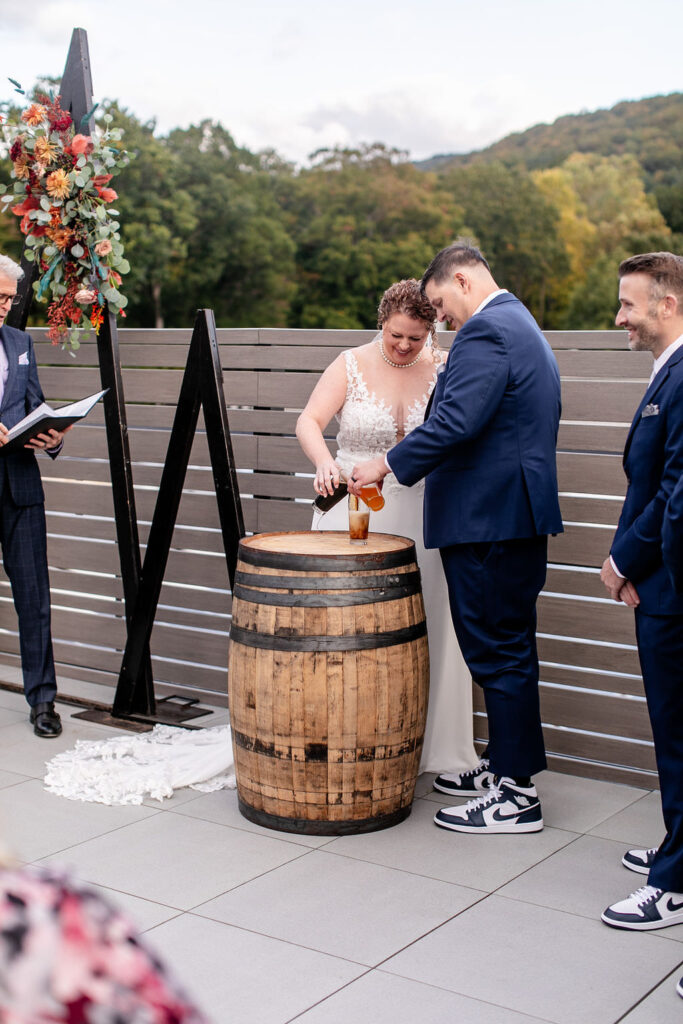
[0,326,655,787]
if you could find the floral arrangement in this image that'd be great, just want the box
[0,82,130,351]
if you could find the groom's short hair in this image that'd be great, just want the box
[421,242,491,293]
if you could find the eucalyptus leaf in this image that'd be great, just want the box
[77,155,87,168]
[75,176,86,187]
[117,259,130,274]
[71,244,85,258]
[23,250,34,263]
[0,184,7,195]
[40,196,51,211]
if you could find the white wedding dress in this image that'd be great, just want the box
[44,724,236,805]
[313,349,476,773]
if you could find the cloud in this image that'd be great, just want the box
[2,0,92,42]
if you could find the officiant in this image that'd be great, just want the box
[0,254,70,738]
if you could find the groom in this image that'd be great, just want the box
[350,242,562,834]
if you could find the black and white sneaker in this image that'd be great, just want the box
[601,885,683,930]
[434,776,543,834]
[622,847,658,875]
[676,977,683,999]
[433,758,493,797]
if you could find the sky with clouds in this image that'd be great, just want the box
[1,0,681,164]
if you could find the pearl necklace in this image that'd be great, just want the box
[378,338,423,369]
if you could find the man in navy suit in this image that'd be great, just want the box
[350,242,562,834]
[0,254,69,738]
[662,472,683,593]
[599,253,683,941]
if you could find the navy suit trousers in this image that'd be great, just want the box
[635,609,683,892]
[0,486,57,706]
[440,536,548,778]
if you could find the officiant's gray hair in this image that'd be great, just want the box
[0,255,24,282]
[421,240,490,293]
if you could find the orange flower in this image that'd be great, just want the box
[34,136,58,165]
[90,304,105,334]
[12,157,30,180]
[48,227,74,251]
[21,104,47,126]
[97,187,118,203]
[46,169,71,200]
[71,134,94,156]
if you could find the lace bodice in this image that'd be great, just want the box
[334,349,437,495]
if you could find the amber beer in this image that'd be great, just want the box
[359,483,385,511]
[348,494,370,544]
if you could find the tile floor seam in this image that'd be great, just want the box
[177,910,371,967]
[165,806,340,851]
[372,968,558,1024]
[491,889,683,946]
[23,807,167,864]
[359,888,495,969]
[282,967,376,1023]
[611,959,683,1023]
[186,845,317,909]
[587,789,662,838]
[310,842,491,893]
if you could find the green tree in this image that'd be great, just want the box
[438,162,569,326]
[108,104,197,328]
[162,121,296,328]
[288,145,464,328]
[539,154,672,328]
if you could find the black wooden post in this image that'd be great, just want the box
[8,28,155,715]
[113,309,245,713]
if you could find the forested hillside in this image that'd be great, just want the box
[1,92,680,332]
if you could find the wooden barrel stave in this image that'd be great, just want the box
[228,532,428,834]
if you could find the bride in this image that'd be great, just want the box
[296,279,476,773]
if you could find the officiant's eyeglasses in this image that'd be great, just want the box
[0,294,20,307]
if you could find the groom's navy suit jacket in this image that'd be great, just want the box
[388,292,563,548]
[0,324,50,505]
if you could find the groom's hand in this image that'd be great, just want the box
[348,456,389,495]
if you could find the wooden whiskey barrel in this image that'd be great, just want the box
[228,531,429,835]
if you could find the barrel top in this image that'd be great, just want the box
[241,532,414,556]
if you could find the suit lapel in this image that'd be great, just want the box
[0,326,19,417]
[623,346,683,462]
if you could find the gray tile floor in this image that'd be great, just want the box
[1,681,681,1024]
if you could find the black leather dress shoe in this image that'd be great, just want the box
[29,701,62,738]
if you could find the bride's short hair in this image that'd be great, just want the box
[377,279,437,347]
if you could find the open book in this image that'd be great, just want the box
[0,389,108,456]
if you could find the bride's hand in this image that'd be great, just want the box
[315,458,342,496]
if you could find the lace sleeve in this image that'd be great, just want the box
[343,350,366,403]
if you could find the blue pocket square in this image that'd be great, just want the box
[642,403,659,417]
[18,352,29,366]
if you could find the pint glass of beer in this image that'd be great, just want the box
[348,494,370,545]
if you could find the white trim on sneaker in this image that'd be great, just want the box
[602,885,683,930]
[434,777,543,835]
